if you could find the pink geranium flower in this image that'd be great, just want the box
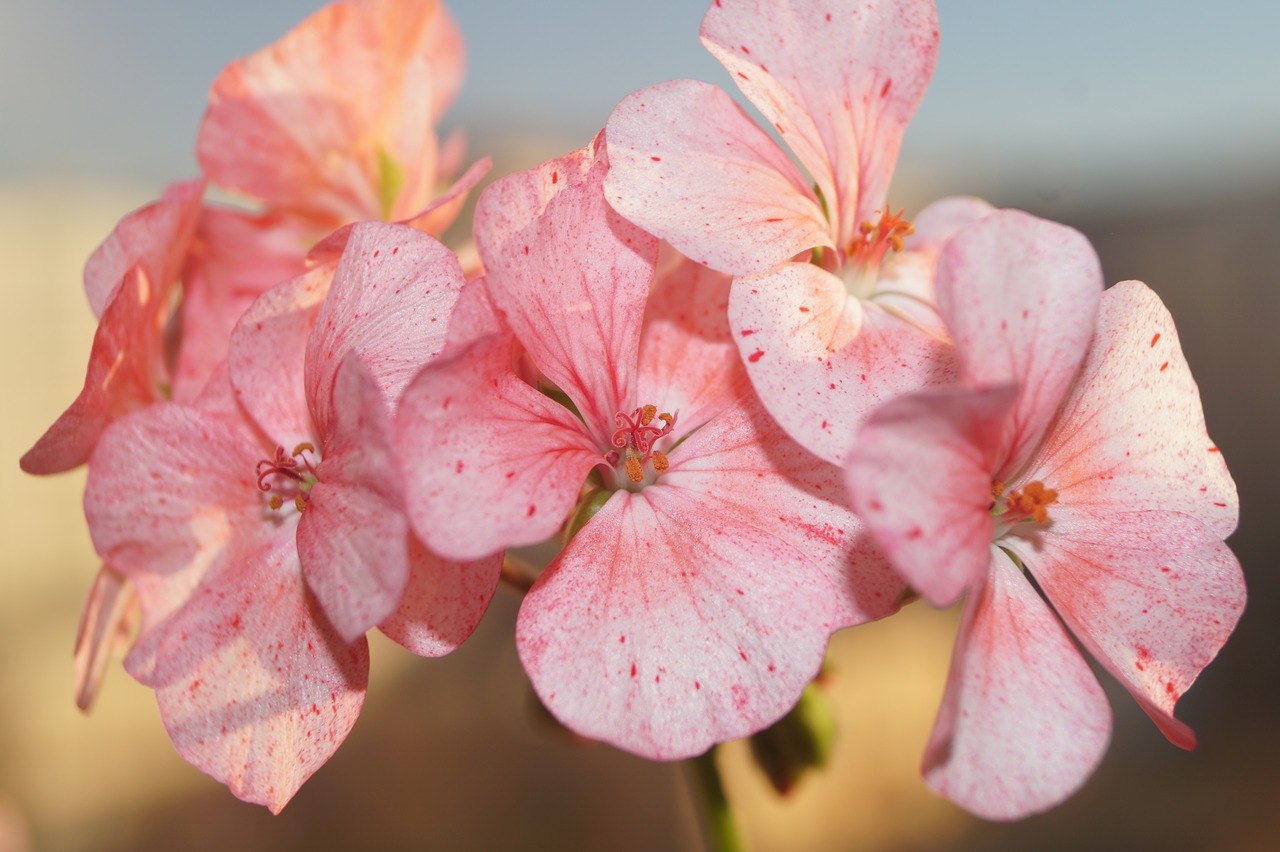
[605,0,991,463]
[83,223,500,811]
[395,134,902,758]
[845,211,1245,818]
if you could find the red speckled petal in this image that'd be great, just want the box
[306,221,466,436]
[518,472,861,760]
[475,134,657,441]
[936,211,1103,477]
[923,554,1112,821]
[84,369,277,680]
[395,332,602,562]
[729,261,953,465]
[605,79,829,276]
[378,536,501,658]
[701,0,939,250]
[73,564,137,712]
[229,266,333,452]
[297,354,407,643]
[22,267,164,474]
[846,384,1016,607]
[1022,281,1238,538]
[197,0,460,225]
[146,534,368,814]
[83,179,204,317]
[1006,509,1243,750]
[635,246,742,435]
[173,207,310,402]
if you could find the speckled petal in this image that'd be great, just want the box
[923,554,1112,821]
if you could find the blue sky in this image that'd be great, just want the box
[2,0,1276,202]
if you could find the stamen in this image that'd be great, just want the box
[625,456,644,483]
[847,207,914,272]
[651,450,669,473]
[995,480,1058,525]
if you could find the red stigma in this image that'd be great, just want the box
[256,443,320,510]
[608,405,677,483]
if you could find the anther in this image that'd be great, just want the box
[625,456,644,483]
[651,450,669,473]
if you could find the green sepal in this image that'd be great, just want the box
[747,676,838,796]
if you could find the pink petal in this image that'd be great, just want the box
[21,267,163,474]
[402,155,492,237]
[305,155,494,267]
[306,222,466,436]
[936,210,1103,476]
[395,332,602,561]
[1023,281,1238,538]
[197,0,461,225]
[378,535,501,658]
[604,79,829,276]
[728,261,953,464]
[518,479,850,760]
[1005,510,1244,750]
[173,207,311,401]
[228,265,334,452]
[474,134,657,440]
[923,555,1112,821]
[701,0,939,251]
[636,245,744,432]
[145,534,368,813]
[83,179,204,317]
[297,354,408,643]
[662,388,905,630]
[846,384,1017,607]
[907,196,997,253]
[83,368,281,680]
[73,564,137,712]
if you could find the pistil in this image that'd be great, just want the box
[256,442,320,511]
[606,404,677,484]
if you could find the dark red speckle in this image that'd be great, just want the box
[748,349,765,363]
[766,217,783,222]
[551,171,558,184]
[695,681,702,690]
[1208,446,1220,453]
[906,527,923,540]
[741,45,750,54]
[630,663,637,677]
[527,505,536,516]
[738,72,750,80]
[1160,361,1169,371]
[1213,502,1227,507]
[455,461,464,473]
[373,250,380,258]
[880,79,893,98]
[523,245,530,255]
[392,246,399,255]
[1151,332,1161,347]
[740,328,756,336]
[739,647,749,662]
[651,156,661,161]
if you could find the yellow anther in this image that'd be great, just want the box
[269,495,284,510]
[293,442,316,456]
[295,494,308,512]
[624,456,645,483]
[640,404,657,426]
[651,450,669,473]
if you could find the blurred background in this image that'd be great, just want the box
[1,1,1277,850]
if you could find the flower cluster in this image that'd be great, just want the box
[24,0,1243,823]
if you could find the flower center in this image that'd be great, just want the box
[840,207,914,300]
[256,442,320,512]
[991,480,1058,525]
[604,404,677,485]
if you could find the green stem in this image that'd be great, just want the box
[690,746,748,852]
